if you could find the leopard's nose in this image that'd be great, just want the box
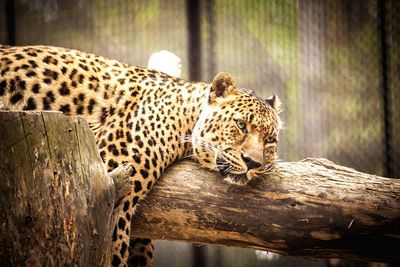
[241,155,262,170]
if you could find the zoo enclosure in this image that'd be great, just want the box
[0,0,399,266]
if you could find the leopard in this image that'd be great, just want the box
[0,45,281,267]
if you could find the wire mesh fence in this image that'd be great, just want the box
[0,0,398,266]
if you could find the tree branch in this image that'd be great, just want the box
[131,159,400,263]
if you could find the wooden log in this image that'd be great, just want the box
[0,111,118,266]
[131,159,400,263]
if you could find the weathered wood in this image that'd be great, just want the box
[131,159,400,263]
[0,111,116,266]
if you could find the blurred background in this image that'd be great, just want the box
[0,0,398,266]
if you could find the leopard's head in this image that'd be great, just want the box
[192,72,281,184]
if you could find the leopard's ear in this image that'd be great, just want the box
[265,95,282,112]
[209,72,237,103]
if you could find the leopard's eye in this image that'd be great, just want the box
[236,119,246,132]
[264,136,277,145]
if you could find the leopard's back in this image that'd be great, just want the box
[0,45,129,125]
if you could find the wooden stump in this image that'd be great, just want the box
[0,111,115,266]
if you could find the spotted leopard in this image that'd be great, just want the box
[0,45,281,267]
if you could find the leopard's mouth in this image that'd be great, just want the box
[216,156,273,185]
[216,156,250,185]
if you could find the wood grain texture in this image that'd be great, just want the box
[0,111,115,266]
[131,159,400,263]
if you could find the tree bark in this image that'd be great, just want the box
[131,158,400,263]
[0,111,119,266]
[1,111,399,264]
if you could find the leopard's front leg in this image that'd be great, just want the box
[111,196,153,267]
[109,163,156,267]
[127,238,154,267]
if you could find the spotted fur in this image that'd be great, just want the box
[0,45,281,267]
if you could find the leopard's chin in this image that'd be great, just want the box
[224,174,249,185]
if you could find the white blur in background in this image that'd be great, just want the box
[147,50,182,78]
